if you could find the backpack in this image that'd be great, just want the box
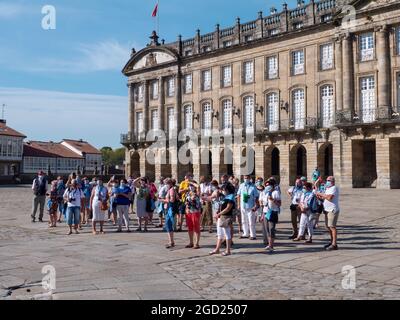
[308,193,319,214]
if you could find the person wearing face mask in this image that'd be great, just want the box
[31,170,48,223]
[263,179,281,252]
[236,175,260,240]
[107,176,119,225]
[200,176,213,233]
[114,178,132,233]
[163,179,179,248]
[287,179,304,240]
[209,183,236,256]
[133,177,150,232]
[90,179,109,235]
[178,173,193,232]
[317,176,340,251]
[184,181,202,249]
[81,178,92,226]
[230,177,242,236]
[294,182,316,243]
[63,179,85,235]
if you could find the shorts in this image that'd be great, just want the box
[185,212,201,233]
[66,206,80,226]
[326,210,339,228]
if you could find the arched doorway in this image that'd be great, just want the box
[130,151,140,177]
[318,143,333,179]
[264,146,280,183]
[200,150,212,179]
[219,148,234,177]
[352,140,377,188]
[240,147,255,178]
[289,144,307,185]
[390,138,400,189]
[145,150,156,182]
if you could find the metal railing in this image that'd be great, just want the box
[335,107,400,125]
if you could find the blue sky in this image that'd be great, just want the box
[0,0,297,148]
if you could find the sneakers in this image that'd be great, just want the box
[324,243,332,249]
[265,246,274,252]
[326,245,338,251]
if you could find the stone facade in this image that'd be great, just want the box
[122,0,400,189]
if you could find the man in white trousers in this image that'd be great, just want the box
[236,175,260,240]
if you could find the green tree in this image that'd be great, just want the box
[101,147,125,166]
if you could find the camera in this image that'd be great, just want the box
[69,197,76,202]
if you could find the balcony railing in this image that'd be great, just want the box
[335,107,400,125]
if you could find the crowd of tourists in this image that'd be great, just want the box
[31,167,340,254]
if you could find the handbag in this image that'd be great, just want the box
[100,201,109,211]
[290,204,298,211]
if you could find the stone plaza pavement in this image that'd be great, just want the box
[0,185,399,300]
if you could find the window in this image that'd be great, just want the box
[360,76,376,123]
[137,84,144,102]
[321,14,332,22]
[136,112,144,136]
[397,27,400,55]
[151,81,159,100]
[167,108,176,138]
[184,74,193,94]
[320,85,334,128]
[185,50,193,57]
[202,46,211,53]
[293,22,303,30]
[320,43,334,70]
[202,69,212,91]
[167,77,175,97]
[184,105,193,130]
[243,61,254,84]
[397,73,400,109]
[221,65,232,87]
[270,28,279,36]
[245,35,254,42]
[360,33,374,62]
[267,93,279,131]
[292,50,305,75]
[266,56,278,79]
[244,96,254,133]
[222,99,233,134]
[202,102,213,136]
[223,40,232,48]
[151,110,159,130]
[292,89,305,129]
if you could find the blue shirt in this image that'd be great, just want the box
[237,183,259,209]
[114,185,132,206]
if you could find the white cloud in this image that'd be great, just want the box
[0,87,128,148]
[26,40,133,74]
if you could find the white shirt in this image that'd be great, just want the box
[63,188,85,208]
[288,186,302,205]
[268,190,281,211]
[300,191,314,214]
[158,184,168,199]
[200,183,211,195]
[323,185,340,212]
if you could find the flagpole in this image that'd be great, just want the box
[157,0,160,37]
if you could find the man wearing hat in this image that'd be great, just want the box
[31,170,48,222]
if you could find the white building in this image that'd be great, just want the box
[61,139,102,173]
[0,120,26,177]
[23,141,84,175]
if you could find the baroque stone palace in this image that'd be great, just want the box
[121,0,400,189]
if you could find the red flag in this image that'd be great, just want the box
[152,3,158,17]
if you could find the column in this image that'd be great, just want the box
[158,76,165,131]
[335,36,343,111]
[376,25,391,114]
[254,144,265,179]
[128,83,135,134]
[376,138,391,189]
[278,143,290,187]
[342,33,354,115]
